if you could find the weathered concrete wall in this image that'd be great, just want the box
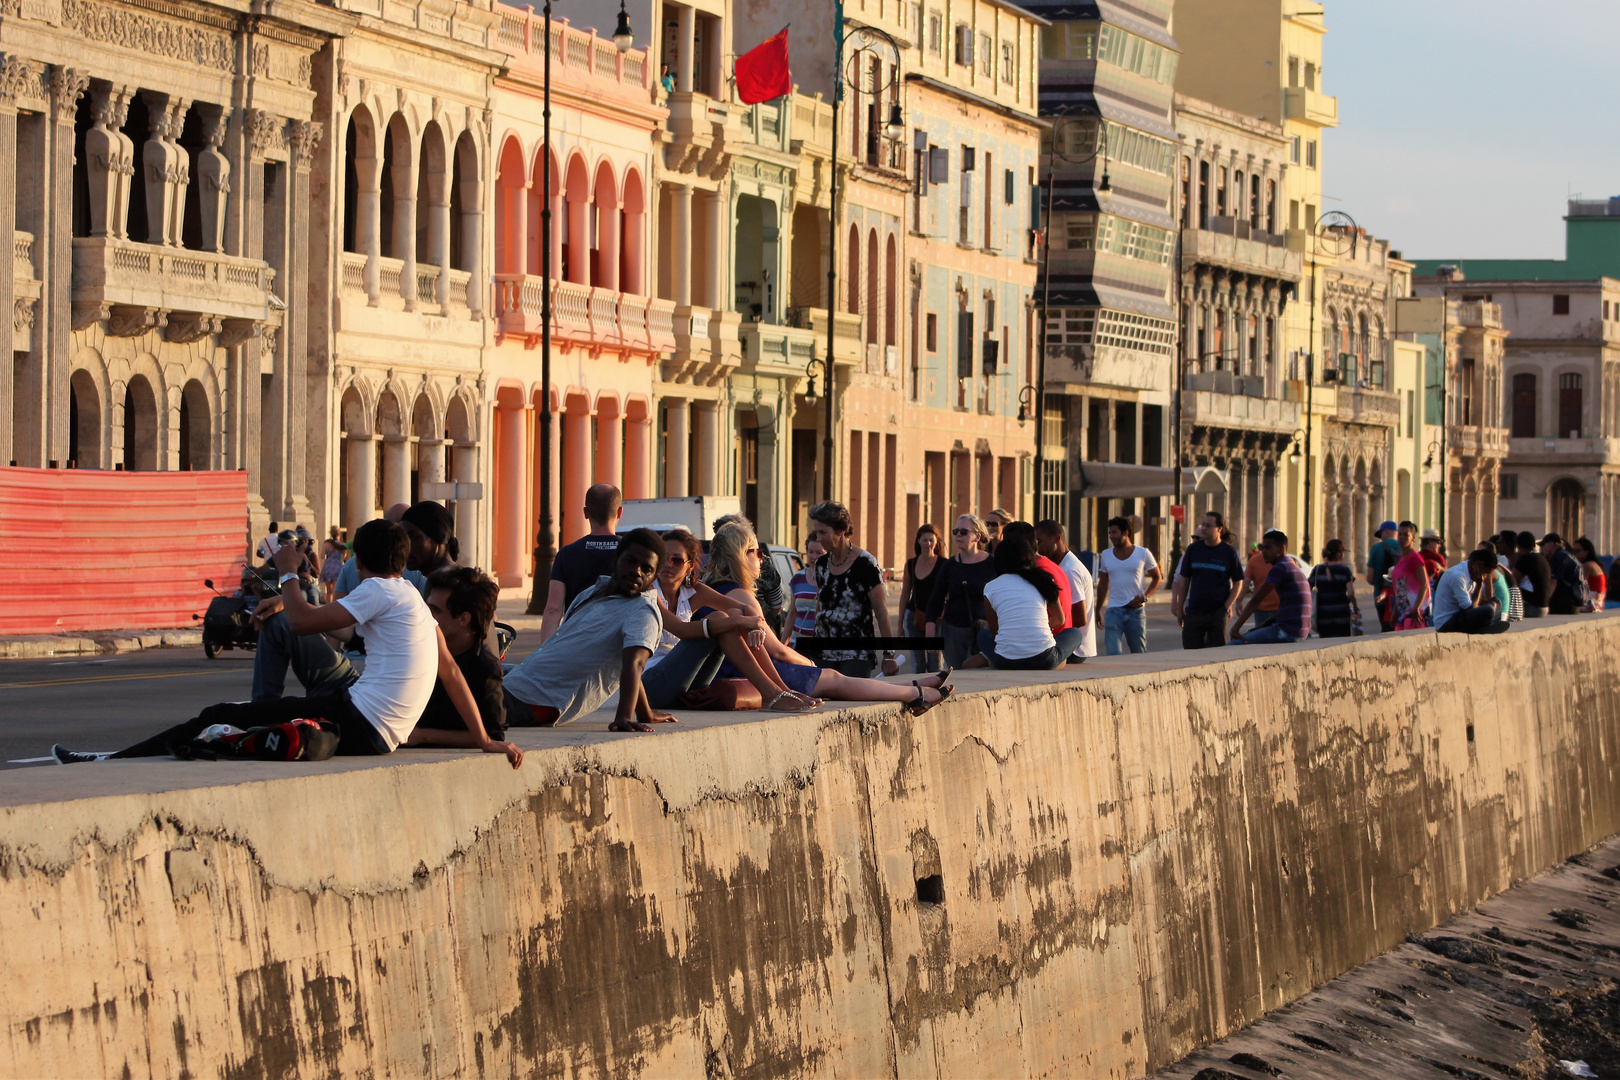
[2,621,1618,1079]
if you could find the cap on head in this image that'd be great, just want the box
[1421,528,1441,542]
[1377,519,1398,536]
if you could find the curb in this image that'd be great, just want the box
[0,629,204,660]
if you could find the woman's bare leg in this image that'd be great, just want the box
[814,669,945,704]
[715,629,804,704]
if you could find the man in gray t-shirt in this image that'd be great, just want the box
[503,529,670,732]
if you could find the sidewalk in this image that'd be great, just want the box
[0,627,203,660]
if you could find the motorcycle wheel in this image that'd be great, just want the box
[204,637,220,659]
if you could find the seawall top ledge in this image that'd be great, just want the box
[0,615,1608,896]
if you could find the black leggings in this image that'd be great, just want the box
[110,692,390,758]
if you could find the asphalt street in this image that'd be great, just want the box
[0,595,1378,770]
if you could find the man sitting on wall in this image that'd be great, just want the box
[52,520,521,766]
[405,565,509,747]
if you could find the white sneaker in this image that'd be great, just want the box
[51,745,107,764]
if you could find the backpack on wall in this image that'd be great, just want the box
[173,718,341,762]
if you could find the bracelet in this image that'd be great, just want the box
[701,617,711,638]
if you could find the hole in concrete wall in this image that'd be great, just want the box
[916,874,944,905]
[1467,723,1475,743]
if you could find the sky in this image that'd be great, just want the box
[1322,0,1620,261]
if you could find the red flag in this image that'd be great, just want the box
[736,28,791,105]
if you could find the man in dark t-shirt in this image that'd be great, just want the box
[1541,533,1584,615]
[408,566,508,742]
[540,483,623,644]
[1515,531,1553,617]
[1171,511,1245,649]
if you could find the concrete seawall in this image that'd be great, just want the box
[2,620,1617,1078]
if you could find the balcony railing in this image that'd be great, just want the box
[72,237,275,340]
[1283,86,1338,126]
[493,5,650,93]
[1455,300,1502,329]
[492,273,674,352]
[14,231,34,280]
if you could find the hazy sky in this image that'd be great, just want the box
[1322,0,1620,261]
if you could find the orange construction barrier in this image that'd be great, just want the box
[0,466,249,635]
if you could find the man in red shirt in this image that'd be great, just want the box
[1419,529,1446,578]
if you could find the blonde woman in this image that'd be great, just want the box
[704,522,952,713]
[924,514,996,668]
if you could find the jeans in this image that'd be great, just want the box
[1437,607,1511,635]
[1230,623,1299,645]
[904,610,940,674]
[1180,608,1227,650]
[1104,606,1147,654]
[940,621,979,669]
[975,627,1086,670]
[111,690,389,758]
[639,637,726,710]
[252,612,358,701]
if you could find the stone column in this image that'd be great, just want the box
[623,202,644,294]
[496,404,528,583]
[665,398,689,496]
[0,59,21,466]
[548,185,563,280]
[700,189,723,309]
[381,434,411,508]
[417,437,446,487]
[392,138,418,308]
[597,197,620,293]
[284,122,319,522]
[195,107,231,252]
[346,435,378,539]
[424,156,450,310]
[84,84,134,239]
[562,407,590,542]
[504,179,528,273]
[248,111,283,514]
[693,401,718,496]
[357,140,383,304]
[595,399,622,489]
[676,5,695,93]
[452,442,479,558]
[672,184,692,306]
[45,67,87,466]
[458,167,482,315]
[623,411,649,499]
[566,189,589,286]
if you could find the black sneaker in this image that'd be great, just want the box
[51,744,106,765]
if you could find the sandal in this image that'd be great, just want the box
[913,667,953,689]
[765,690,817,712]
[904,684,953,716]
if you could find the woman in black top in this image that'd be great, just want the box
[898,524,942,674]
[1309,539,1357,638]
[809,500,898,679]
[925,514,996,668]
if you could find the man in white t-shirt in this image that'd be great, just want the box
[1035,519,1096,661]
[52,520,521,767]
[1093,515,1161,655]
[256,521,280,563]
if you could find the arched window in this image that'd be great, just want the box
[495,137,526,276]
[884,234,897,348]
[179,380,209,470]
[1559,372,1583,438]
[122,375,158,471]
[846,223,860,314]
[866,228,879,345]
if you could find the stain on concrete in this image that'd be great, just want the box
[0,623,1617,1078]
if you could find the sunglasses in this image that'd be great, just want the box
[985,521,1001,530]
[952,528,972,536]
[666,555,688,565]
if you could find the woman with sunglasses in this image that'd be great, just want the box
[924,514,997,669]
[808,500,895,679]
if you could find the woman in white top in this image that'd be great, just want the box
[963,534,1087,670]
[647,531,702,669]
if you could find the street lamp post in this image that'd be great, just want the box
[819,2,902,501]
[527,0,632,613]
[1300,209,1358,565]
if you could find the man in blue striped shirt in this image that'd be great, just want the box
[1229,529,1312,645]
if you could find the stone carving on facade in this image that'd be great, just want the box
[288,120,323,172]
[251,41,314,88]
[13,299,36,331]
[86,84,136,238]
[106,304,164,338]
[140,92,190,246]
[60,0,235,73]
[49,66,89,120]
[0,54,36,102]
[218,317,259,350]
[164,312,221,344]
[71,301,110,331]
[245,107,286,159]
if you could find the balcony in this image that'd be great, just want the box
[1182,372,1301,433]
[491,274,675,355]
[1454,300,1502,329]
[1335,385,1400,427]
[738,320,817,375]
[1506,435,1616,463]
[666,92,738,173]
[72,237,274,345]
[1449,425,1509,458]
[785,306,864,366]
[1183,222,1302,281]
[1283,86,1338,127]
[1045,343,1174,395]
[494,7,650,104]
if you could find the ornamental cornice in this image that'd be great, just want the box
[60,0,236,74]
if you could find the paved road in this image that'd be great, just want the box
[0,595,1372,770]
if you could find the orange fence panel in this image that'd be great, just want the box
[0,466,248,635]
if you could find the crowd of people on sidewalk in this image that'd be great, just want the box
[47,488,1615,768]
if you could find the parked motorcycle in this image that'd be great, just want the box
[193,571,269,659]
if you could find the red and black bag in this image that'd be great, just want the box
[176,718,342,762]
